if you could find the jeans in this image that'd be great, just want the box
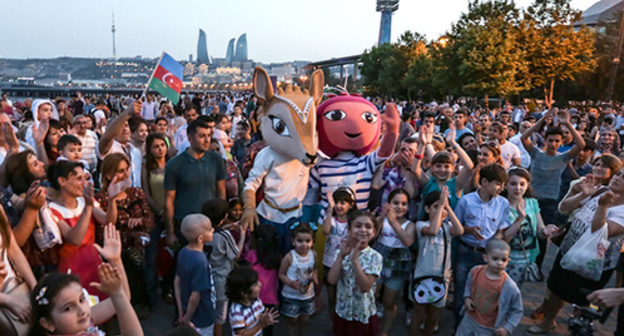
[537,198,558,269]
[453,242,486,327]
[143,217,163,306]
[258,215,298,256]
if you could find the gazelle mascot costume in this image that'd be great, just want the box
[242,67,324,253]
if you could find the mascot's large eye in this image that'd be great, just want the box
[361,112,378,124]
[269,116,290,137]
[324,110,346,121]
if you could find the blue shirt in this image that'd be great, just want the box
[444,127,473,141]
[455,191,511,248]
[176,247,216,328]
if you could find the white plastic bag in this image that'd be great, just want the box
[560,224,610,281]
[33,203,63,249]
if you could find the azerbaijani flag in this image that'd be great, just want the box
[146,52,184,104]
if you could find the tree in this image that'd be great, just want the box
[522,0,595,108]
[360,31,426,99]
[443,0,531,100]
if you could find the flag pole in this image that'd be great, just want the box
[141,51,165,101]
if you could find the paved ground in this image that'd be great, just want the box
[140,242,618,335]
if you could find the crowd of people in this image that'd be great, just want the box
[0,90,624,336]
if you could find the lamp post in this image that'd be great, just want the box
[606,9,624,103]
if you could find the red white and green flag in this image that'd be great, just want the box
[146,52,184,104]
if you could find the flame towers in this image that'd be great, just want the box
[197,29,210,64]
[234,33,248,62]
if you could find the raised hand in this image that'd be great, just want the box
[542,224,559,237]
[339,237,354,258]
[599,191,615,207]
[25,182,46,210]
[94,223,122,262]
[515,200,526,219]
[557,109,570,125]
[579,175,597,196]
[446,121,457,145]
[1,123,19,151]
[381,103,401,134]
[327,189,335,211]
[83,181,95,206]
[32,119,49,145]
[90,263,122,296]
[127,218,142,229]
[385,203,397,223]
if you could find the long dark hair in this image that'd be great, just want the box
[43,119,65,161]
[29,273,82,336]
[6,150,38,194]
[251,225,281,270]
[145,133,170,174]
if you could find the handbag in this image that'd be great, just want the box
[33,203,63,250]
[560,224,610,281]
[410,224,448,304]
[0,257,30,336]
[517,228,542,282]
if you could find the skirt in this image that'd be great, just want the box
[547,252,614,305]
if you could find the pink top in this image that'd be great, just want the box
[244,250,279,305]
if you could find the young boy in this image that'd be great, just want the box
[202,199,246,336]
[174,214,216,336]
[487,121,521,169]
[456,239,523,336]
[413,123,474,213]
[453,163,511,326]
[444,109,473,141]
[57,134,91,172]
[521,109,585,270]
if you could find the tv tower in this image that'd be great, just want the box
[111,10,117,60]
[376,0,399,45]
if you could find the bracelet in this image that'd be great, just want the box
[453,143,459,149]
[414,153,424,160]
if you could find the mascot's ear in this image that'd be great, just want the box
[309,69,325,107]
[253,67,274,106]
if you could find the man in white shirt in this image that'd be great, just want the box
[174,106,199,148]
[98,100,143,187]
[488,121,521,169]
[140,93,159,123]
[72,114,98,173]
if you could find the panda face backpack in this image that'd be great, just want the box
[410,224,448,305]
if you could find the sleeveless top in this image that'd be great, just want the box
[377,218,411,249]
[281,250,315,300]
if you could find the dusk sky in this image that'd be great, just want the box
[2,0,598,63]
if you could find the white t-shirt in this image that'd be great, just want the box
[378,218,411,249]
[323,217,348,267]
[500,141,521,169]
[560,191,624,271]
[509,134,530,168]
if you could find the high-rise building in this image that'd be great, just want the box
[197,29,210,64]
[234,33,248,62]
[226,38,235,64]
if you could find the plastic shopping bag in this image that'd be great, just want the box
[33,204,63,249]
[560,224,610,281]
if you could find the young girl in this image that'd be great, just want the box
[29,224,143,336]
[279,224,318,336]
[322,187,356,319]
[327,210,382,336]
[502,167,558,285]
[225,198,249,258]
[243,225,281,336]
[373,188,415,336]
[226,267,279,336]
[409,187,464,336]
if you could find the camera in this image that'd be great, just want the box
[567,304,612,336]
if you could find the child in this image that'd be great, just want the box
[174,214,216,336]
[279,224,318,336]
[327,210,382,336]
[487,122,521,169]
[453,163,511,326]
[226,267,279,336]
[456,239,523,336]
[501,168,558,285]
[57,134,91,172]
[322,187,356,319]
[243,225,281,336]
[201,199,246,336]
[372,188,415,336]
[410,187,464,336]
[225,198,250,258]
[412,123,474,213]
[30,224,143,336]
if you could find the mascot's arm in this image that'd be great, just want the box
[378,103,401,159]
[242,189,258,232]
[241,148,271,231]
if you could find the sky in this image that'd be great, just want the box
[2,0,599,63]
